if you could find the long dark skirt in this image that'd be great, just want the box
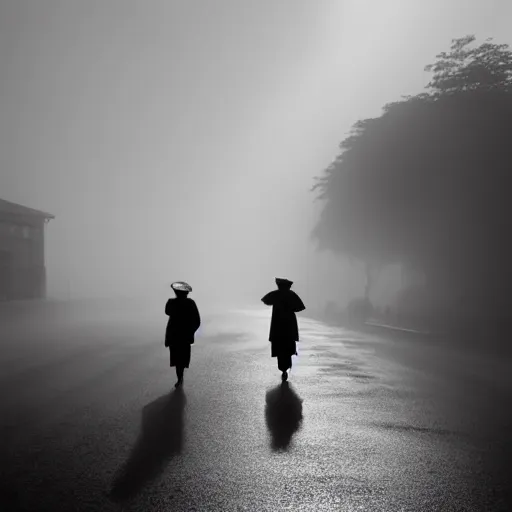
[277,354,292,372]
[271,340,297,372]
[169,344,191,368]
[271,340,297,358]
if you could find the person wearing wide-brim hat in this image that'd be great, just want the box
[164,281,201,388]
[261,278,305,381]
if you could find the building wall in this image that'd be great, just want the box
[0,213,47,300]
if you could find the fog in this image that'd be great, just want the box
[1,0,511,310]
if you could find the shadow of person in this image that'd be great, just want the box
[265,382,303,451]
[109,389,186,502]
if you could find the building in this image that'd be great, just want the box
[0,198,54,300]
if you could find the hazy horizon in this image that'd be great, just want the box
[1,0,511,310]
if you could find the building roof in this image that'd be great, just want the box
[0,198,54,219]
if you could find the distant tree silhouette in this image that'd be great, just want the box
[424,35,512,94]
[312,35,512,327]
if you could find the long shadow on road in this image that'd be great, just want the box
[109,389,186,502]
[265,382,303,451]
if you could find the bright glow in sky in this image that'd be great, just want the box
[1,0,511,307]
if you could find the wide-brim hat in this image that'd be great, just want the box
[171,281,192,292]
[275,277,293,287]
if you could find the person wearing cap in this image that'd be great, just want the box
[165,281,201,388]
[261,278,306,381]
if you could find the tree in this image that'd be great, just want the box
[312,36,512,323]
[424,35,512,94]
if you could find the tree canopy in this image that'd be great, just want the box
[312,36,512,316]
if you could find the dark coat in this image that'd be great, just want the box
[165,297,201,347]
[261,289,305,344]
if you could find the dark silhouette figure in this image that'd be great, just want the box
[109,390,186,502]
[265,382,303,451]
[261,277,305,381]
[165,281,201,388]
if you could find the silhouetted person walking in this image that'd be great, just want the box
[262,277,305,381]
[165,281,200,388]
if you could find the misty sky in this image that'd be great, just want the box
[1,0,511,306]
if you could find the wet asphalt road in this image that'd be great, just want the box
[0,300,511,511]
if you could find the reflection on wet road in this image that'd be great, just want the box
[0,302,510,511]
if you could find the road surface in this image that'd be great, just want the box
[0,299,511,511]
